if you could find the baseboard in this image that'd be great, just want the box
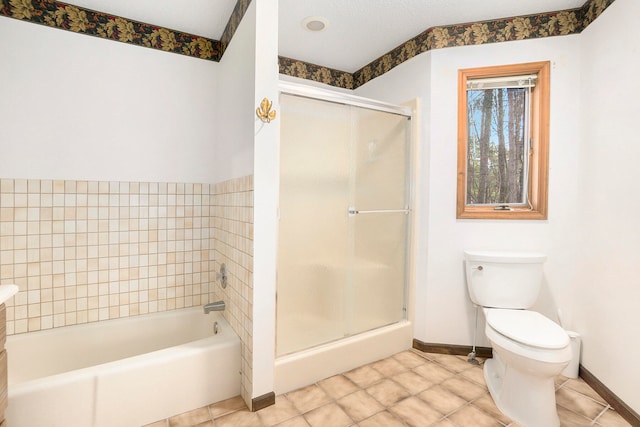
[251,392,275,412]
[579,365,640,426]
[412,339,493,359]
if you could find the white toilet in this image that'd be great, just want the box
[464,250,572,427]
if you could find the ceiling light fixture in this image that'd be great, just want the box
[302,16,329,32]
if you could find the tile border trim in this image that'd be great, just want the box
[579,365,640,426]
[279,0,616,89]
[251,391,275,412]
[412,339,493,359]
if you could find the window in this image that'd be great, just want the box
[457,61,550,219]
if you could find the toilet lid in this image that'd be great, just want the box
[486,309,570,349]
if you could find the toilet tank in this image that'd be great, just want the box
[464,250,547,309]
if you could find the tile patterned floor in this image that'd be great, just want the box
[145,350,632,427]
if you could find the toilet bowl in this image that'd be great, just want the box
[464,250,572,427]
[483,308,572,427]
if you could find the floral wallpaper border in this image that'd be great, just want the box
[1,0,616,85]
[220,0,252,55]
[0,0,254,61]
[279,0,616,89]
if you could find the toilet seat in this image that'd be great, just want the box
[485,309,569,349]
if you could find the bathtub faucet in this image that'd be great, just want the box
[203,301,225,314]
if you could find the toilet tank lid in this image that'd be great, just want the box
[486,309,569,349]
[464,250,546,264]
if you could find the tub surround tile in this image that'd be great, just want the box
[152,350,630,427]
[212,176,254,405]
[1,178,221,335]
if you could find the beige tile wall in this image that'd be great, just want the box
[0,175,256,404]
[0,178,218,335]
[212,175,254,406]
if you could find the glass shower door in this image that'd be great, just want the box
[277,93,410,357]
[347,107,409,336]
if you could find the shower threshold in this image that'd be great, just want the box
[274,320,413,395]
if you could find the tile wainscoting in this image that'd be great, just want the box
[0,174,255,403]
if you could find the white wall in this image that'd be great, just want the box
[356,2,640,413]
[214,3,257,183]
[575,0,640,412]
[357,35,583,348]
[252,0,279,400]
[0,18,219,184]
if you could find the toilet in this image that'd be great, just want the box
[464,250,572,427]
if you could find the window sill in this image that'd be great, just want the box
[456,206,547,220]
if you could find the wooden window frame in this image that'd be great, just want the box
[457,61,550,220]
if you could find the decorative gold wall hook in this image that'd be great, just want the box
[256,98,277,123]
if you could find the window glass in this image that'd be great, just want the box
[456,61,550,220]
[466,87,528,206]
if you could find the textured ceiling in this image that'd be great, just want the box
[278,0,586,72]
[65,0,586,72]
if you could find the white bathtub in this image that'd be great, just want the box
[5,307,241,427]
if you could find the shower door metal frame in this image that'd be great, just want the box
[277,81,414,355]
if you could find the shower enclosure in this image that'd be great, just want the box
[276,84,412,358]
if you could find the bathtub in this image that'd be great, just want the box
[5,307,241,427]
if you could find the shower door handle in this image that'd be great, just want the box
[348,207,410,216]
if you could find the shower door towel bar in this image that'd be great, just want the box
[348,207,410,216]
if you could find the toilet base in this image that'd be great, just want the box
[484,357,560,427]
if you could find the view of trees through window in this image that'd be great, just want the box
[466,87,528,206]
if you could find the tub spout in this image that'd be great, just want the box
[203,301,225,314]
